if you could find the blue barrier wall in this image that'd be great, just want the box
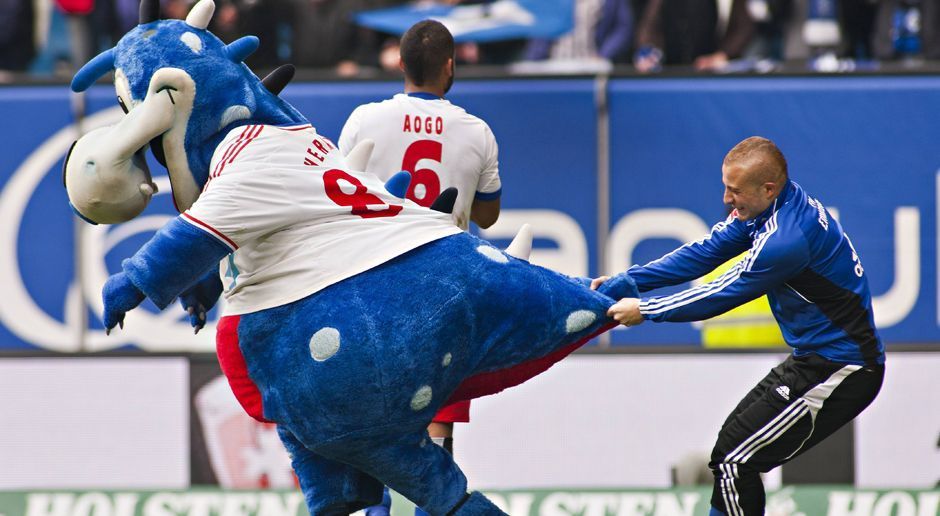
[0,77,935,351]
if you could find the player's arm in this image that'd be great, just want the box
[626,214,751,292]
[634,223,809,323]
[470,197,500,229]
[472,123,501,229]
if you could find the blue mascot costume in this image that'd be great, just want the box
[64,1,638,513]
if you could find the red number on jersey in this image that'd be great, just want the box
[323,169,403,218]
[400,140,442,207]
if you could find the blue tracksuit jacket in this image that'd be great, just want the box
[628,181,885,366]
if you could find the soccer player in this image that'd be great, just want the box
[338,19,501,515]
[596,136,885,516]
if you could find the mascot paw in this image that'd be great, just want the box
[102,271,146,334]
[596,272,640,300]
[178,270,223,334]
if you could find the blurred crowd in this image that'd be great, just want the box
[1,0,938,79]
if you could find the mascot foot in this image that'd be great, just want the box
[364,487,392,516]
[307,429,475,516]
[445,491,506,516]
[278,427,383,515]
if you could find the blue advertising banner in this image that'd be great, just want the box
[0,77,936,350]
[607,76,940,346]
[0,79,597,351]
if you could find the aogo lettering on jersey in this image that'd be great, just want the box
[403,115,443,135]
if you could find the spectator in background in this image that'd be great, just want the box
[839,0,877,59]
[207,0,289,70]
[525,0,633,64]
[874,0,940,61]
[0,0,36,71]
[290,0,405,76]
[743,0,794,61]
[633,0,756,72]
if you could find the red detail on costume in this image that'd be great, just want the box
[432,400,471,423]
[216,315,273,423]
[446,322,618,404]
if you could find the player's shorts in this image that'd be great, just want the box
[432,400,471,423]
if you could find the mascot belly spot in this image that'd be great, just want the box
[64,1,638,513]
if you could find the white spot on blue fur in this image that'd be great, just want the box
[310,327,340,361]
[180,32,202,53]
[219,105,251,131]
[565,310,597,333]
[476,245,508,263]
[442,353,452,367]
[411,386,433,411]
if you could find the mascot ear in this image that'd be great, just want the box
[261,64,296,95]
[225,36,260,63]
[430,187,458,214]
[384,171,412,198]
[71,48,115,92]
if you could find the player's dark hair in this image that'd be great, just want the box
[400,20,455,86]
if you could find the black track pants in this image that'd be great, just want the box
[709,354,884,516]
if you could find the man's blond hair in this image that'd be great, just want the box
[723,136,788,185]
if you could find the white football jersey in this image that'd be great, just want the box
[338,93,501,230]
[183,123,462,315]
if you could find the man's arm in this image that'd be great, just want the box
[470,197,500,229]
[472,123,501,229]
[630,218,809,323]
[627,215,751,292]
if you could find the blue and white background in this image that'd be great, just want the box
[1,76,937,351]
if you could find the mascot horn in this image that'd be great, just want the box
[64,1,639,514]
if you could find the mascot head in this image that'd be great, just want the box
[64,0,307,224]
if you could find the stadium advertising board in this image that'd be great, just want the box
[0,78,938,350]
[0,358,189,488]
[0,488,937,516]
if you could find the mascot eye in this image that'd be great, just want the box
[117,96,129,114]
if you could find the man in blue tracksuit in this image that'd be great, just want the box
[598,136,885,516]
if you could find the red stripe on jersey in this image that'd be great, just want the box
[213,125,262,179]
[181,212,238,250]
[211,125,252,179]
[227,125,264,164]
[278,124,312,131]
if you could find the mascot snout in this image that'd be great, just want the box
[64,82,180,224]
